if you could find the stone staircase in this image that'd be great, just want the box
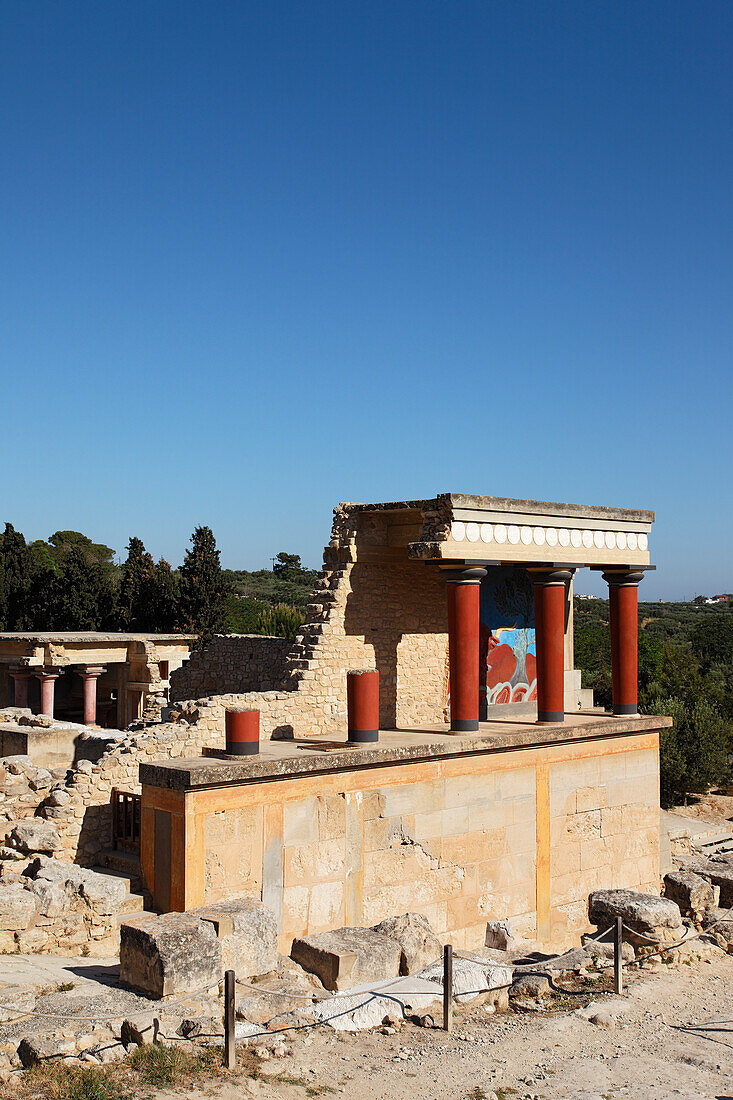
[91,849,155,922]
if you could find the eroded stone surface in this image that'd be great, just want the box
[119,913,222,998]
[664,870,716,917]
[8,820,61,855]
[373,913,442,975]
[589,890,682,934]
[291,927,402,991]
[196,897,278,977]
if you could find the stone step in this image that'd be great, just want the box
[116,892,150,923]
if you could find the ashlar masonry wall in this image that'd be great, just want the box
[141,728,661,954]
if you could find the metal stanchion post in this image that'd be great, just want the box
[443,944,453,1033]
[614,917,623,995]
[224,969,236,1070]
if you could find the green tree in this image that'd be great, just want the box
[53,545,116,630]
[143,559,179,633]
[119,537,155,630]
[653,694,732,806]
[690,617,733,671]
[25,540,61,629]
[273,552,303,580]
[0,523,31,630]
[179,526,225,642]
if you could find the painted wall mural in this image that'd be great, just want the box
[479,567,536,711]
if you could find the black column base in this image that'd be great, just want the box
[450,719,479,733]
[348,729,379,744]
[613,704,639,716]
[537,711,565,724]
[224,741,260,756]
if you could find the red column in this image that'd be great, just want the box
[347,669,380,743]
[445,567,486,733]
[225,708,260,756]
[603,571,644,715]
[80,666,105,726]
[36,670,60,718]
[9,668,31,709]
[532,570,572,724]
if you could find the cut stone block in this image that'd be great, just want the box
[311,975,443,1031]
[485,919,520,952]
[290,927,402,991]
[120,913,222,998]
[27,857,127,916]
[196,897,278,977]
[588,889,682,942]
[17,1036,75,1067]
[664,870,716,917]
[373,912,442,974]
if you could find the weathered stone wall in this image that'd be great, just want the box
[40,718,230,865]
[167,554,450,744]
[170,635,292,701]
[143,730,661,954]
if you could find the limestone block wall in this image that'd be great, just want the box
[170,635,292,701]
[142,730,661,954]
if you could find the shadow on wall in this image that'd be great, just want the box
[343,561,448,730]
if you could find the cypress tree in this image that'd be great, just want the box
[119,537,155,630]
[179,526,225,642]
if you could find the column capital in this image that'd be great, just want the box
[529,568,575,586]
[602,570,645,587]
[8,666,32,679]
[79,666,106,679]
[35,669,60,681]
[440,566,487,585]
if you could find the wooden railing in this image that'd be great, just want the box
[111,788,141,852]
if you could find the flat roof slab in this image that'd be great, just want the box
[140,713,669,791]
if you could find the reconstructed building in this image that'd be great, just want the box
[0,633,193,728]
[137,493,667,952]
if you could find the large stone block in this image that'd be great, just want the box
[291,926,402,991]
[373,912,442,974]
[195,897,278,977]
[26,857,127,916]
[120,913,222,998]
[588,889,682,950]
[664,870,716,918]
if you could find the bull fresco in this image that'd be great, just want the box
[479,566,536,712]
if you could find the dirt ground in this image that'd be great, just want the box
[150,949,733,1100]
[671,792,733,829]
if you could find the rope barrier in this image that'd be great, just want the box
[0,912,728,1030]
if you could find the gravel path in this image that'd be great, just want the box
[172,950,733,1100]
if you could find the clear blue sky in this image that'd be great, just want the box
[1,2,731,599]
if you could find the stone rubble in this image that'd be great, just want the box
[0,856,127,955]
